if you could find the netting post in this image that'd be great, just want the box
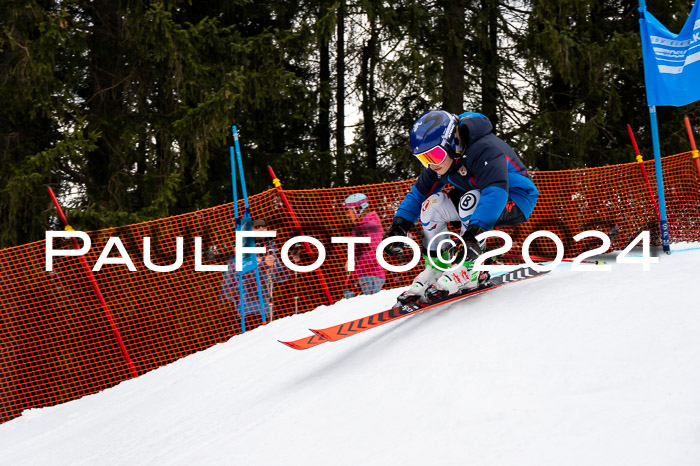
[267,166,334,306]
[626,124,661,221]
[683,116,700,180]
[46,187,138,378]
[647,107,671,254]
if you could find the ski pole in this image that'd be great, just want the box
[501,252,605,265]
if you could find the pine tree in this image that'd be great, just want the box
[0,1,97,247]
[3,0,699,249]
[1,0,322,246]
[519,0,699,170]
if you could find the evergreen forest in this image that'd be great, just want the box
[1,0,699,247]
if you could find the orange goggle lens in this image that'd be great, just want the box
[414,145,449,168]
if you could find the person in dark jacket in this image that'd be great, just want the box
[385,110,539,303]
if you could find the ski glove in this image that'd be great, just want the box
[448,224,486,264]
[383,216,413,256]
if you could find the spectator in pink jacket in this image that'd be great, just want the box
[342,193,386,298]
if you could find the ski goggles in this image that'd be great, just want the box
[414,144,450,168]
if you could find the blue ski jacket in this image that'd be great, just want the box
[395,112,539,231]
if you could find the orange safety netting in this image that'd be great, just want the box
[1,151,699,423]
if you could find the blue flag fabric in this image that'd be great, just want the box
[639,1,700,107]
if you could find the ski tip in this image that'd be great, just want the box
[309,328,331,341]
[279,333,328,350]
[278,340,302,350]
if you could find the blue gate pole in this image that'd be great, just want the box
[648,107,672,254]
[638,0,671,254]
[230,130,246,333]
[232,126,269,324]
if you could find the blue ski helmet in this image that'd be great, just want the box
[343,193,369,218]
[409,110,459,166]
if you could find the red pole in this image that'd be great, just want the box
[266,166,334,306]
[47,187,138,378]
[683,116,700,180]
[626,125,661,222]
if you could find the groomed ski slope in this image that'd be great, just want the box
[2,244,700,466]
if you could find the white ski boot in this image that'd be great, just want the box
[423,261,480,303]
[395,265,443,306]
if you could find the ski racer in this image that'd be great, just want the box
[384,110,539,304]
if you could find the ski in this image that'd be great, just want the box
[279,266,549,350]
[278,333,327,350]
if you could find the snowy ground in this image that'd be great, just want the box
[2,244,700,466]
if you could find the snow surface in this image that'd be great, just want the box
[2,244,700,466]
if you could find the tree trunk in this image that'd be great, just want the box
[442,0,465,113]
[318,11,332,187]
[335,0,346,185]
[83,0,126,217]
[361,17,378,172]
[480,0,499,129]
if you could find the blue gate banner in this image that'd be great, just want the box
[639,1,700,107]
